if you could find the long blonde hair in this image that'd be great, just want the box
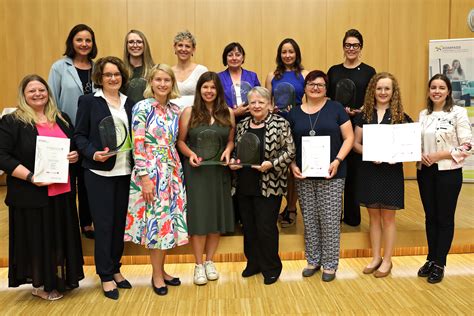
[362,72,405,124]
[143,64,180,102]
[14,74,68,127]
[123,30,155,79]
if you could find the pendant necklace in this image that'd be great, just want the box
[308,105,323,136]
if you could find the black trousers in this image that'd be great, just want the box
[237,194,282,278]
[342,151,361,226]
[84,170,130,282]
[70,163,93,229]
[417,165,462,266]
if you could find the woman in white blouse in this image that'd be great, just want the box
[416,74,472,284]
[171,30,208,109]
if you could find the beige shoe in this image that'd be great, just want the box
[363,259,383,274]
[374,262,393,278]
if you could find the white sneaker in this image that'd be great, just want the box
[204,261,219,281]
[194,264,207,285]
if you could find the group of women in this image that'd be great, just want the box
[0,25,471,301]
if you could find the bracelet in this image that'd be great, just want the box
[335,157,343,164]
[26,172,34,183]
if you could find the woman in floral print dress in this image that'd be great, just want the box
[125,64,188,296]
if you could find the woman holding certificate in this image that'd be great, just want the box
[126,64,188,295]
[0,74,84,300]
[74,56,134,300]
[353,72,412,278]
[416,74,472,284]
[288,70,353,282]
[229,86,295,285]
[178,71,234,285]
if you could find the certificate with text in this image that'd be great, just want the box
[301,136,330,177]
[34,136,70,183]
[363,123,421,163]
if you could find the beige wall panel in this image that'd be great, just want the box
[56,0,128,59]
[127,0,195,67]
[1,0,60,108]
[261,0,326,82]
[388,0,449,176]
[326,0,389,73]
[450,0,474,38]
[195,0,263,79]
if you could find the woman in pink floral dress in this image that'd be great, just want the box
[125,64,188,296]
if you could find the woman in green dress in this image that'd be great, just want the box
[177,71,235,285]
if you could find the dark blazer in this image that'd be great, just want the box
[74,92,134,171]
[0,113,75,208]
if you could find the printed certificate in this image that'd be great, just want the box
[301,136,330,177]
[34,136,70,183]
[363,123,421,163]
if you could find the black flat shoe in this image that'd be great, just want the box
[103,288,119,300]
[164,277,181,286]
[263,276,278,285]
[82,230,95,239]
[241,268,260,278]
[417,261,435,277]
[427,265,444,284]
[115,279,132,289]
[302,265,321,277]
[322,271,336,282]
[151,279,168,296]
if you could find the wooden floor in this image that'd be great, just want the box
[0,181,473,264]
[0,254,473,315]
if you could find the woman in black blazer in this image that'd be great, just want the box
[0,74,84,300]
[74,56,134,300]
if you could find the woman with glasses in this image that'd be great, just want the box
[74,56,134,300]
[123,30,155,104]
[327,29,376,227]
[171,30,208,109]
[265,38,308,228]
[48,24,98,239]
[288,70,354,282]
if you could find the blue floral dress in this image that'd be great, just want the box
[125,98,188,249]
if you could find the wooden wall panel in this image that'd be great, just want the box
[450,0,474,38]
[127,0,196,67]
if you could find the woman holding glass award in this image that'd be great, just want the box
[353,72,413,278]
[218,42,260,119]
[229,86,295,285]
[74,56,134,300]
[48,23,98,239]
[327,29,376,227]
[0,74,84,300]
[171,30,208,109]
[125,64,188,295]
[177,71,235,285]
[265,38,309,228]
[417,74,472,284]
[123,29,155,104]
[288,70,353,282]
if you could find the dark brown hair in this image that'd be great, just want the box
[64,24,98,60]
[426,74,453,114]
[92,56,129,90]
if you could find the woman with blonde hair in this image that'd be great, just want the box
[0,74,84,300]
[126,64,188,295]
[123,29,155,103]
[353,72,412,278]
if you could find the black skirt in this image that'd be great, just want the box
[8,192,84,292]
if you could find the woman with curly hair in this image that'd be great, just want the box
[353,72,412,278]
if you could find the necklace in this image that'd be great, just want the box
[307,105,324,136]
[251,113,269,125]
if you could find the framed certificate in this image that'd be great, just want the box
[363,123,421,163]
[34,136,70,183]
[301,136,330,177]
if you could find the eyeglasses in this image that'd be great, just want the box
[306,82,326,89]
[344,43,361,50]
[103,72,122,79]
[128,40,144,46]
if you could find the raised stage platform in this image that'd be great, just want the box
[0,180,472,266]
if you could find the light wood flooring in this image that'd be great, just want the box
[0,254,473,315]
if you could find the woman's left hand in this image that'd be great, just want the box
[252,160,273,173]
[67,151,79,164]
[422,152,440,167]
[326,159,340,179]
[220,149,231,165]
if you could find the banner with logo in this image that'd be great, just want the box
[429,38,474,182]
